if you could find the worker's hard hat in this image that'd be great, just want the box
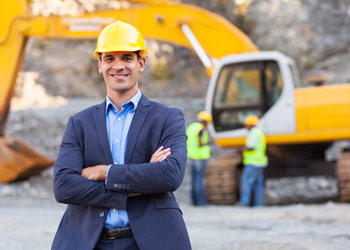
[94,21,148,58]
[197,111,212,123]
[244,115,259,126]
[307,70,328,86]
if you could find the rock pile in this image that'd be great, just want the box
[265,176,338,205]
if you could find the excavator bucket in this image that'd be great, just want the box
[0,136,54,183]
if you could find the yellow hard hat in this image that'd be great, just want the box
[244,115,259,126]
[94,21,148,58]
[197,111,212,123]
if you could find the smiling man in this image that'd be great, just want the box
[52,21,191,250]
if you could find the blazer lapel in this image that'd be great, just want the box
[93,100,113,164]
[125,95,150,164]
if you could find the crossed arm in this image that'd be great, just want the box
[81,146,171,181]
[55,144,172,205]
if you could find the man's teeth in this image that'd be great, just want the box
[111,74,128,77]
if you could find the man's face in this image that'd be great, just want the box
[97,51,146,95]
[245,124,254,130]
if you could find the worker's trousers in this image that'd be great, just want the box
[239,164,265,206]
[190,159,208,206]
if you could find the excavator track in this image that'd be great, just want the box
[205,154,241,205]
[337,151,350,202]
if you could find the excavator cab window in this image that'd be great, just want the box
[212,60,282,132]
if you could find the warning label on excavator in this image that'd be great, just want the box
[61,17,116,32]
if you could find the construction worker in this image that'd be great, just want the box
[238,115,268,207]
[186,111,212,206]
[52,21,191,250]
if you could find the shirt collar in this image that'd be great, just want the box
[105,89,142,114]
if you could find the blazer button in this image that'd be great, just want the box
[99,212,105,217]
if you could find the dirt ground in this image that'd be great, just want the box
[0,196,349,250]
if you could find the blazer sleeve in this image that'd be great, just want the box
[53,116,127,209]
[105,108,187,194]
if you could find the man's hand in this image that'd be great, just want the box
[150,146,171,163]
[81,164,108,181]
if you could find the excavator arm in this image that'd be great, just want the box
[0,0,257,182]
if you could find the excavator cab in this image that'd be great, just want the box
[206,51,301,147]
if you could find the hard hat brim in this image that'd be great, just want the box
[94,47,148,58]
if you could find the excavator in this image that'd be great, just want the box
[1,0,349,203]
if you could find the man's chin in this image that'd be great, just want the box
[111,86,134,94]
[107,82,138,95]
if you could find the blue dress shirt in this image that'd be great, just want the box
[104,90,141,228]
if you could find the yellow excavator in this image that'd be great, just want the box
[1,0,349,203]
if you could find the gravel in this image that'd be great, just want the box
[0,199,349,250]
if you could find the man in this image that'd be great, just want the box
[52,21,191,250]
[186,111,212,206]
[238,115,268,207]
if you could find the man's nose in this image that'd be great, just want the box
[111,58,125,70]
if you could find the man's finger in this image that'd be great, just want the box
[154,146,164,154]
[150,147,171,162]
[156,148,170,156]
[152,148,168,158]
[154,149,170,159]
[155,151,171,162]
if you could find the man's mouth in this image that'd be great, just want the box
[110,73,129,78]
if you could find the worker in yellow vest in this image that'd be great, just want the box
[238,115,268,207]
[186,111,212,206]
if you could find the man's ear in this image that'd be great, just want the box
[97,58,102,73]
[138,57,146,72]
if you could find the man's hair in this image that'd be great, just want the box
[135,50,141,59]
[98,51,142,60]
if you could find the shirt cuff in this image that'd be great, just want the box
[105,164,113,184]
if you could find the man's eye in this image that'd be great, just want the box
[124,57,133,61]
[104,57,113,62]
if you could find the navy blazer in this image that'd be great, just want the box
[52,95,191,250]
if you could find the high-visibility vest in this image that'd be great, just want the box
[186,122,211,160]
[243,127,268,167]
